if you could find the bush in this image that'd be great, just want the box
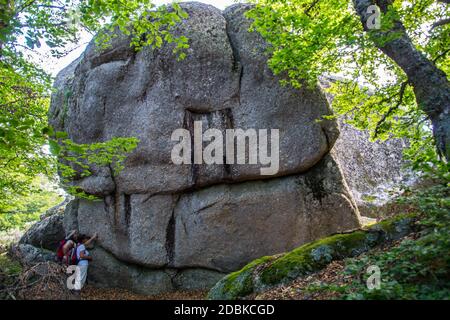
[309,183,450,300]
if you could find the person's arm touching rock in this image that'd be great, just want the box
[84,233,98,248]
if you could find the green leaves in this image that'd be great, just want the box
[79,0,189,59]
[0,47,53,214]
[250,0,449,179]
[247,0,361,88]
[51,134,140,198]
[48,139,61,156]
[0,175,64,232]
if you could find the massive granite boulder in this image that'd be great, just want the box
[49,2,361,293]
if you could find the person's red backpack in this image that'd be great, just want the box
[56,239,68,262]
[56,239,79,265]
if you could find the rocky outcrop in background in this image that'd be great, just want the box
[319,77,414,217]
[332,119,413,217]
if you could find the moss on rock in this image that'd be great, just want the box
[208,213,419,300]
[259,231,369,286]
[207,256,275,300]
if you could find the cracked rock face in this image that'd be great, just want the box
[49,2,360,294]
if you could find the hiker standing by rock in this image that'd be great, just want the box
[74,233,98,293]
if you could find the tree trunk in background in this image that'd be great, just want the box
[353,0,450,161]
[0,0,13,58]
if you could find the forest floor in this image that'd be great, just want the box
[0,249,208,300]
[81,286,207,300]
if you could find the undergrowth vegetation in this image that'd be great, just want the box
[303,183,450,300]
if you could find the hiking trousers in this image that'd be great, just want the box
[74,265,88,290]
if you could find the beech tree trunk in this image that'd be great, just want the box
[353,0,450,161]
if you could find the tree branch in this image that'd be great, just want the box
[304,0,320,17]
[433,48,450,63]
[431,18,450,30]
[374,81,408,138]
[353,0,450,160]
[15,0,37,15]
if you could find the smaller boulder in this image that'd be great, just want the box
[20,214,64,251]
[10,244,56,267]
